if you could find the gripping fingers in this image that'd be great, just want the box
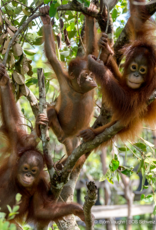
[99,40,107,49]
[99,36,108,47]
[102,33,108,38]
[88,3,96,11]
[87,3,97,14]
[39,6,50,15]
[37,114,48,127]
[37,121,47,126]
[38,114,48,121]
[79,129,95,142]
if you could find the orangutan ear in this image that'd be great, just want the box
[69,72,76,80]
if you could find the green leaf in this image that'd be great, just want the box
[109,155,119,172]
[141,139,154,147]
[121,169,133,177]
[110,159,119,171]
[145,158,156,166]
[0,212,6,219]
[115,27,123,38]
[2,221,9,229]
[62,0,68,4]
[12,205,19,213]
[67,30,77,39]
[142,194,153,202]
[8,212,17,217]
[33,36,43,46]
[100,169,111,182]
[147,194,153,198]
[107,177,114,184]
[153,194,156,204]
[37,26,43,36]
[133,142,146,152]
[146,152,152,157]
[153,205,156,215]
[12,1,18,7]
[116,171,120,182]
[46,80,50,93]
[19,15,27,27]
[7,205,12,213]
[9,223,16,230]
[44,0,51,3]
[122,7,128,13]
[118,147,129,152]
[85,1,90,7]
[44,72,53,79]
[141,194,145,200]
[21,108,25,114]
[56,0,61,5]
[60,51,70,57]
[143,185,148,189]
[15,193,22,202]
[24,49,36,56]
[136,159,143,174]
[141,167,145,191]
[26,78,38,87]
[49,3,57,17]
[112,8,118,20]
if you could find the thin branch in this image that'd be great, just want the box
[83,181,97,230]
[57,1,99,18]
[37,68,54,180]
[61,120,123,184]
[24,86,39,117]
[49,90,156,200]
[124,142,141,160]
[98,1,110,59]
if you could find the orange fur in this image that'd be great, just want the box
[0,78,85,229]
[80,0,156,145]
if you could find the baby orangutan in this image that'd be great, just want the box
[79,0,156,144]
[79,36,156,143]
[0,64,85,229]
[36,5,98,156]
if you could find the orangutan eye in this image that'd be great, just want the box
[139,66,147,74]
[130,63,138,71]
[24,166,28,171]
[32,169,36,173]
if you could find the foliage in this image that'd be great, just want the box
[0,194,21,230]
[0,0,156,229]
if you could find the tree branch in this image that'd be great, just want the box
[57,1,98,18]
[24,86,39,117]
[37,68,54,180]
[50,90,156,199]
[83,181,97,230]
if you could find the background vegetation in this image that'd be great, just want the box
[0,0,156,229]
